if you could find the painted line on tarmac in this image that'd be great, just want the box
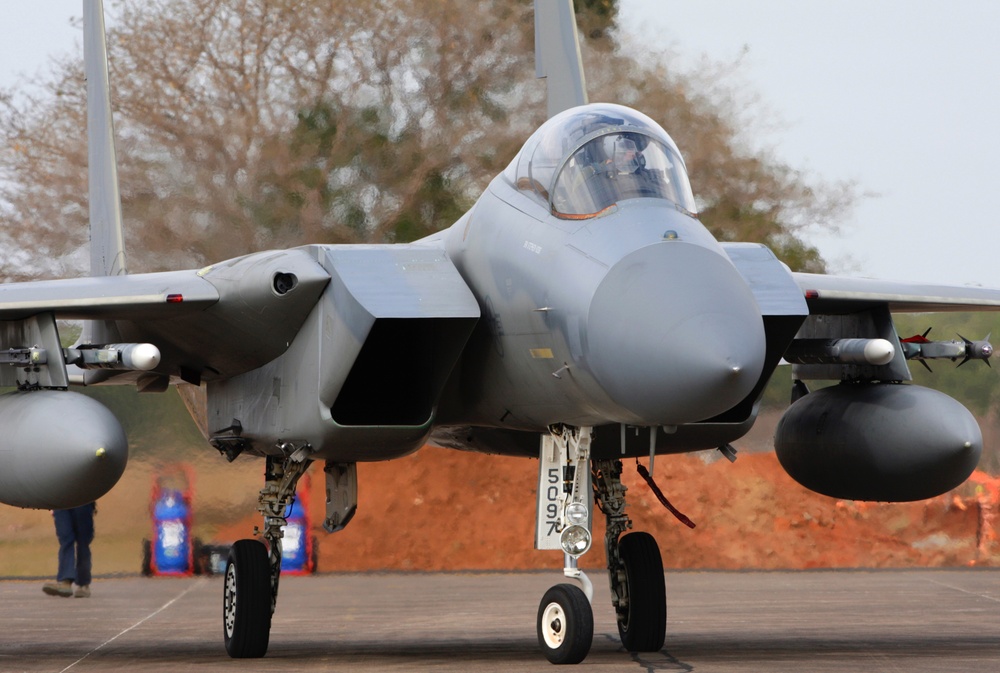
[59,578,208,673]
[926,577,1000,603]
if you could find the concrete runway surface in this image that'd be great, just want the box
[1,569,998,672]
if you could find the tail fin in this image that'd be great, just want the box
[84,0,127,278]
[81,0,125,353]
[534,0,588,119]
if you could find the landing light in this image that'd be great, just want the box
[560,524,591,557]
[565,502,588,526]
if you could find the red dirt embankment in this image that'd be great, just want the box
[6,408,997,577]
[214,447,1000,572]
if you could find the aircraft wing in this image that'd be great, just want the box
[794,272,1000,314]
[787,271,1000,382]
[0,270,219,321]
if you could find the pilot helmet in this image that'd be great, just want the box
[610,133,646,174]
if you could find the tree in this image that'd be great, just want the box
[583,29,852,273]
[0,0,850,281]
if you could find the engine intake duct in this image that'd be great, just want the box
[321,246,480,429]
[331,317,472,426]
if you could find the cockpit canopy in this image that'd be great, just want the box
[504,103,697,219]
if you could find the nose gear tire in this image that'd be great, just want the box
[537,583,594,664]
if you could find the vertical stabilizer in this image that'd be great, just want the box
[534,0,588,119]
[80,0,125,357]
[84,0,127,278]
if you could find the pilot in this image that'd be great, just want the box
[610,133,670,199]
[611,134,644,175]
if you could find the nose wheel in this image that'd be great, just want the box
[537,584,594,665]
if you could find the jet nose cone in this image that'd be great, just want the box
[587,242,767,424]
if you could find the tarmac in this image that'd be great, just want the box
[1,569,998,672]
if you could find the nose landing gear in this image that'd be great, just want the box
[534,428,668,665]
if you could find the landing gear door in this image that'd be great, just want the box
[535,432,593,550]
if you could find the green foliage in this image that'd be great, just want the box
[698,197,826,273]
[389,169,471,242]
[79,386,207,458]
[574,0,618,39]
[57,322,81,348]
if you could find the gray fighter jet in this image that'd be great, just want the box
[1,0,997,665]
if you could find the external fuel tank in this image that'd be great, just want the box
[0,391,127,509]
[774,383,981,502]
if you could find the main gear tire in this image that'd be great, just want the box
[223,539,271,658]
[616,532,666,652]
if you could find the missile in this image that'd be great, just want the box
[64,342,162,371]
[0,390,128,509]
[782,338,895,366]
[900,329,994,370]
[957,333,993,367]
[775,383,981,502]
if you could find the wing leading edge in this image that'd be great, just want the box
[0,271,219,322]
[795,272,1000,314]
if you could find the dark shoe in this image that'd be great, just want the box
[42,580,73,597]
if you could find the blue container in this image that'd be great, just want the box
[153,489,190,573]
[281,498,309,573]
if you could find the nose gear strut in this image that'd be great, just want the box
[534,428,672,662]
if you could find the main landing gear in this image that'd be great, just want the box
[223,452,311,658]
[534,426,668,664]
[596,459,666,652]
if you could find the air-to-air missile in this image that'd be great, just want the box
[900,328,995,370]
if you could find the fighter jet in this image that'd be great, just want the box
[1,0,997,665]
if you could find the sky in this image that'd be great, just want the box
[2,1,1000,288]
[623,0,1000,288]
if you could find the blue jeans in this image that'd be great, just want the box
[53,503,95,586]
